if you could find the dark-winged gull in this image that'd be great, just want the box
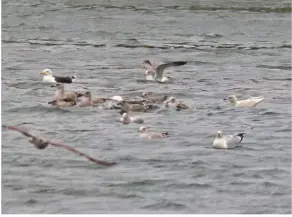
[141,60,187,83]
[40,69,76,84]
[2,125,116,166]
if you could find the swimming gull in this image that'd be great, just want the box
[48,99,76,108]
[165,96,189,111]
[51,83,82,102]
[212,131,245,149]
[120,112,144,124]
[77,91,93,107]
[141,60,187,83]
[141,92,168,104]
[40,69,76,84]
[224,95,264,108]
[2,125,116,166]
[138,126,168,139]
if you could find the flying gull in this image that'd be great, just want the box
[40,69,76,84]
[212,130,245,149]
[141,60,187,83]
[2,125,116,166]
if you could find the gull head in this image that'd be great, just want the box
[224,95,238,104]
[168,96,176,103]
[216,130,223,138]
[138,126,148,133]
[40,69,53,76]
[70,76,76,81]
[84,91,91,98]
[122,112,128,118]
[142,60,152,69]
[144,70,152,76]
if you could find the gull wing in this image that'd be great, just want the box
[224,133,244,148]
[53,76,73,84]
[48,140,117,166]
[2,125,36,138]
[155,61,187,80]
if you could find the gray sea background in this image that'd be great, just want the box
[2,0,291,214]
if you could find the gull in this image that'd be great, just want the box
[138,126,168,139]
[2,125,116,166]
[141,60,187,83]
[51,83,83,102]
[224,95,264,108]
[141,92,168,104]
[117,101,152,112]
[120,112,144,124]
[77,91,93,107]
[165,96,189,111]
[212,131,245,149]
[40,69,76,84]
[48,99,76,108]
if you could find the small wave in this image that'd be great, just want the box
[260,111,282,116]
[189,5,291,13]
[257,64,291,71]
[142,201,188,211]
[262,77,292,81]
[8,105,71,114]
[166,182,211,189]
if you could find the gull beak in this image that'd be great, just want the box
[40,71,46,75]
[223,98,227,101]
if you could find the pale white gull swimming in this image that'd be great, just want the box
[212,131,245,149]
[120,112,144,124]
[224,95,264,108]
[138,126,168,139]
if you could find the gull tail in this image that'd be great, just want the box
[162,132,169,137]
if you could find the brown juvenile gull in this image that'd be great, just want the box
[141,60,187,83]
[51,83,82,102]
[224,95,264,108]
[2,125,116,166]
[77,91,93,107]
[141,92,168,104]
[40,69,76,84]
[138,126,168,139]
[120,112,144,124]
[165,96,189,111]
[117,100,150,112]
[213,131,245,149]
[48,99,76,108]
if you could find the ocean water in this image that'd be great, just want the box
[2,0,291,214]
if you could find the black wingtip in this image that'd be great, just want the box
[236,133,245,142]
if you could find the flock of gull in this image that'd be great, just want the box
[4,60,265,166]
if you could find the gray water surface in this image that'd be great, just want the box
[2,0,291,214]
